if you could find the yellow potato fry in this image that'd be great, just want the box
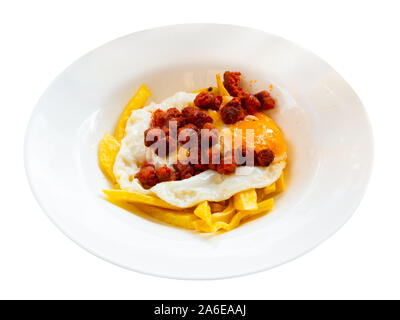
[194,210,255,233]
[192,220,212,233]
[217,212,252,231]
[136,204,200,230]
[276,171,285,193]
[98,132,120,184]
[233,188,258,211]
[209,202,225,213]
[252,198,274,213]
[212,209,236,223]
[193,200,235,232]
[194,198,275,233]
[263,182,276,196]
[212,200,235,222]
[218,198,274,232]
[216,73,230,96]
[114,84,151,141]
[211,198,236,222]
[192,87,219,94]
[212,211,236,224]
[205,110,224,130]
[222,96,233,104]
[256,188,265,201]
[105,197,198,230]
[194,201,212,225]
[103,190,180,210]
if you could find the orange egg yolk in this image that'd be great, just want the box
[230,112,287,159]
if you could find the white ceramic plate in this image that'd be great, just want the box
[25,24,373,279]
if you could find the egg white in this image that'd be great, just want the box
[113,92,286,208]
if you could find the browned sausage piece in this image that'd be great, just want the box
[144,127,164,147]
[217,151,237,174]
[182,106,213,128]
[200,122,219,148]
[187,147,209,172]
[220,98,246,124]
[151,109,167,128]
[223,71,242,97]
[165,107,186,129]
[217,159,237,174]
[156,165,177,182]
[134,162,158,187]
[213,95,223,110]
[194,91,214,109]
[256,149,274,166]
[193,163,209,173]
[206,146,221,170]
[255,90,275,110]
[194,91,223,111]
[178,123,199,145]
[165,108,181,120]
[154,136,177,157]
[240,92,261,115]
[173,161,195,180]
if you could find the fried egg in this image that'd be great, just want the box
[113,92,287,208]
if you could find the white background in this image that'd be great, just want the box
[0,0,399,300]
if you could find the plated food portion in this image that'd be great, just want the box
[99,71,287,233]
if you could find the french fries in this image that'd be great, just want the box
[233,188,258,211]
[276,171,285,193]
[221,198,274,231]
[209,202,226,213]
[135,204,200,230]
[99,85,150,184]
[194,198,274,233]
[263,182,276,196]
[212,207,236,224]
[216,74,230,96]
[105,187,278,233]
[194,201,212,225]
[103,190,180,210]
[98,132,120,184]
[114,84,151,141]
[205,110,224,130]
